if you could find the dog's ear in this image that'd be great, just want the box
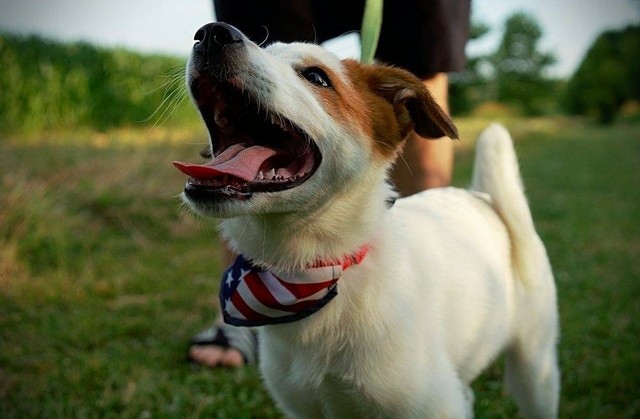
[391,82,459,140]
[364,64,459,140]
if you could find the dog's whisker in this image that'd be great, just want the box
[144,74,184,95]
[295,133,313,158]
[154,70,184,88]
[142,72,187,127]
[143,85,187,124]
[257,25,270,47]
[160,92,189,124]
[147,90,188,130]
[372,139,413,175]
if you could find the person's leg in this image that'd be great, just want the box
[391,72,454,196]
[378,0,469,196]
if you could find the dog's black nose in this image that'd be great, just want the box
[194,22,243,55]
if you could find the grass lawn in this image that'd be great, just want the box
[1,118,639,418]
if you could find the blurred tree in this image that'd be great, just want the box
[489,12,556,115]
[449,21,491,115]
[564,25,640,123]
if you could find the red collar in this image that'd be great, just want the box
[309,245,370,270]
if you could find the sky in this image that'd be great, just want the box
[0,0,638,78]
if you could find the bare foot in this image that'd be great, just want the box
[189,344,245,368]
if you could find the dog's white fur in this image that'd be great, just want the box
[183,28,559,418]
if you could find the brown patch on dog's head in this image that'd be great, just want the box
[341,60,458,158]
[298,58,372,139]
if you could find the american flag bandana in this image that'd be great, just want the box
[220,247,369,327]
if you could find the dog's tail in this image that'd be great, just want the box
[470,124,549,289]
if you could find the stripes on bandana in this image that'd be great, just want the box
[220,247,368,327]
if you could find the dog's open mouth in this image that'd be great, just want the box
[174,78,321,200]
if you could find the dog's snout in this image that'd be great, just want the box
[194,22,243,56]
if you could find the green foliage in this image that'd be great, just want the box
[450,13,559,116]
[564,25,640,124]
[489,12,556,115]
[0,33,199,134]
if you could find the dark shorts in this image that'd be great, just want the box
[213,0,470,78]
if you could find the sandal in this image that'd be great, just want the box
[188,324,258,365]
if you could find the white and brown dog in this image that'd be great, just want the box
[174,22,559,419]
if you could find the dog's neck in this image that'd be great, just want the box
[220,172,394,273]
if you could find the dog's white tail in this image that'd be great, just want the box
[470,124,548,289]
[472,124,560,418]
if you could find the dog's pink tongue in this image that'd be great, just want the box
[173,144,278,181]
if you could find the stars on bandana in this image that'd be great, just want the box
[225,266,250,288]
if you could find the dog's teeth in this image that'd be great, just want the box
[267,168,276,180]
[258,170,265,180]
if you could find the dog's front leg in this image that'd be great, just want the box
[261,368,325,419]
[259,335,325,418]
[400,362,475,419]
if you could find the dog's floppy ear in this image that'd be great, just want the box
[368,65,459,140]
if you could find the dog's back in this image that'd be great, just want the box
[313,124,560,418]
[382,124,559,418]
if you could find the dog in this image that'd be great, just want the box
[174,22,560,418]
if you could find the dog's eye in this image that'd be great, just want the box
[301,68,331,88]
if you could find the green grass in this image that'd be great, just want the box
[1,118,639,418]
